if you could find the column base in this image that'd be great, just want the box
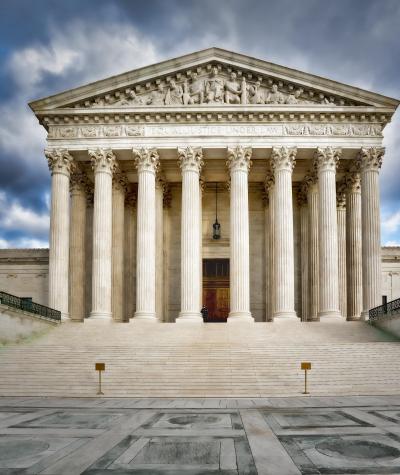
[89,311,112,320]
[227,311,254,323]
[61,313,70,322]
[346,315,361,321]
[360,310,370,321]
[133,311,158,321]
[273,311,298,320]
[176,312,203,323]
[317,310,342,319]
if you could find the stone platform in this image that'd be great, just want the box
[1,395,400,474]
[0,319,399,398]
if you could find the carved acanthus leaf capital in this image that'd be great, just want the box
[125,186,138,208]
[271,146,297,173]
[336,180,347,209]
[314,146,341,173]
[45,149,75,177]
[113,169,128,193]
[70,169,89,194]
[345,164,361,194]
[89,148,117,174]
[133,147,160,174]
[178,146,204,173]
[358,147,385,172]
[226,146,252,173]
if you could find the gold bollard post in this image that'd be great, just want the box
[95,363,105,395]
[301,362,311,394]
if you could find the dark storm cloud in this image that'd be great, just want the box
[0,0,399,246]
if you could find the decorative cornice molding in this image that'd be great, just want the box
[271,146,297,172]
[226,146,252,173]
[132,147,160,173]
[88,148,117,174]
[314,146,341,173]
[45,148,75,176]
[178,146,204,173]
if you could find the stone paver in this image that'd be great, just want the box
[0,396,400,474]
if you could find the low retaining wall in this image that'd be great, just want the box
[0,303,59,344]
[372,314,400,339]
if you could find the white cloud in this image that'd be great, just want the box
[383,240,400,247]
[0,237,48,249]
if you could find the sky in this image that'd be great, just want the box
[0,0,399,248]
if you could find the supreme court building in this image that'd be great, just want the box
[28,48,399,323]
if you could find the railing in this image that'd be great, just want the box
[0,291,61,322]
[369,297,400,323]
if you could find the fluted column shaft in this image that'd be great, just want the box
[69,173,87,322]
[124,190,137,320]
[315,147,341,318]
[359,147,384,319]
[177,147,203,321]
[227,146,253,322]
[264,174,274,321]
[298,189,309,322]
[112,173,126,322]
[272,147,297,319]
[133,148,159,320]
[89,148,116,320]
[346,169,363,320]
[45,149,74,320]
[307,181,319,321]
[337,185,347,319]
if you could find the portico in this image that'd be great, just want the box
[30,48,398,323]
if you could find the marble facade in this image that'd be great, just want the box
[24,48,399,322]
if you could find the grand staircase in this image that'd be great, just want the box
[0,319,399,397]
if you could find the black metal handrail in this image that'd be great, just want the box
[0,290,61,322]
[369,297,400,322]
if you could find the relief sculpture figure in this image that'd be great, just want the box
[266,83,285,104]
[165,79,183,105]
[205,66,224,103]
[248,81,265,104]
[147,83,166,106]
[188,72,205,104]
[285,88,303,104]
[224,72,244,104]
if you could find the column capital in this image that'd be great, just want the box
[358,147,385,172]
[133,147,159,173]
[314,147,341,172]
[178,146,204,173]
[113,168,128,193]
[227,146,252,173]
[70,169,89,195]
[45,149,75,177]
[263,171,275,206]
[345,168,361,194]
[89,148,117,174]
[271,146,296,172]
[297,183,308,207]
[336,180,346,209]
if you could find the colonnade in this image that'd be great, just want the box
[45,145,384,323]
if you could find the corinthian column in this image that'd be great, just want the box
[358,147,384,319]
[337,181,347,319]
[271,146,297,319]
[306,174,319,321]
[346,166,363,320]
[69,170,88,322]
[133,148,159,320]
[88,148,116,320]
[227,146,253,322]
[45,149,75,320]
[298,185,309,321]
[176,147,204,322]
[315,147,341,318]
[264,172,274,321]
[112,170,127,322]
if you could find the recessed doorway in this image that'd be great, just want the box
[202,259,230,322]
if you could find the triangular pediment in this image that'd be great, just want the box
[29,47,399,113]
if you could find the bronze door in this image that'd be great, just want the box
[202,259,229,322]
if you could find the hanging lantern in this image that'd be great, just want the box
[212,182,221,240]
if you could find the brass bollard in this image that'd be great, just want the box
[301,362,311,394]
[95,363,105,395]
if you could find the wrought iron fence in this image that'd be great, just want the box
[0,290,61,322]
[369,297,400,323]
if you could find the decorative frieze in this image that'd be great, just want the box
[47,121,383,140]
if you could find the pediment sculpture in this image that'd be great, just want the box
[86,64,354,109]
